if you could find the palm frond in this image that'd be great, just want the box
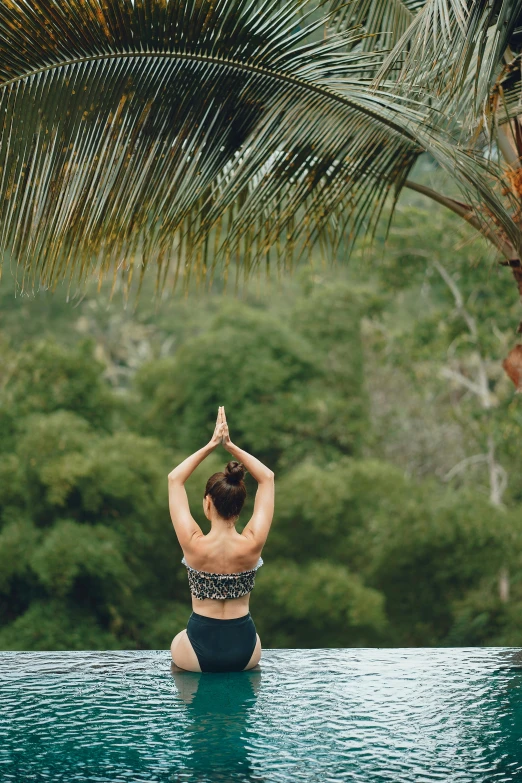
[376,0,522,114]
[402,0,428,10]
[332,69,522,260]
[326,0,415,51]
[376,0,473,93]
[0,0,430,300]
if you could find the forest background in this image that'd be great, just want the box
[1,158,522,651]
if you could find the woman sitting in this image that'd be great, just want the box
[169,406,275,672]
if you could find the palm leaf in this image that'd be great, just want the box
[376,0,522,113]
[326,0,415,50]
[3,0,516,304]
[325,0,431,85]
[0,0,432,300]
[369,0,522,248]
[402,0,428,9]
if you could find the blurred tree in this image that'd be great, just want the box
[0,343,185,649]
[262,456,519,646]
[253,560,387,648]
[134,281,366,472]
[0,339,115,434]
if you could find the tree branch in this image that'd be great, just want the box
[439,366,484,396]
[405,179,518,262]
[431,258,478,339]
[443,453,488,482]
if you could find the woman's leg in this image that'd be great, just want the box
[243,633,262,670]
[170,629,202,672]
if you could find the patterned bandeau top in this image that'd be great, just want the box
[181,556,264,600]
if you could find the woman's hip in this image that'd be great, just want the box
[186,611,258,672]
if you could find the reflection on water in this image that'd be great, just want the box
[0,648,521,782]
[171,664,264,782]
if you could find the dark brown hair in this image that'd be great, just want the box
[204,461,247,522]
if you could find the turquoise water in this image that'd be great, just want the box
[1,648,521,782]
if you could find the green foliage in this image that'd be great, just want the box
[0,520,39,593]
[30,520,135,599]
[253,560,387,647]
[135,284,367,471]
[1,340,114,431]
[0,600,125,651]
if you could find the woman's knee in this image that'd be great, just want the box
[243,633,262,670]
[171,629,201,671]
[170,629,186,657]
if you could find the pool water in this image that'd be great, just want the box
[1,648,521,782]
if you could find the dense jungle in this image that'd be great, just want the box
[1,162,521,651]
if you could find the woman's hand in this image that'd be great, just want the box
[209,406,226,449]
[221,406,232,449]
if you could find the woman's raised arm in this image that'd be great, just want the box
[167,407,225,549]
[224,440,274,484]
[221,408,274,550]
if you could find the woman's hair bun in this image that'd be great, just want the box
[224,460,245,485]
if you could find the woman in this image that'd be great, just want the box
[169,406,275,672]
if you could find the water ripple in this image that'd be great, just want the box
[0,648,521,781]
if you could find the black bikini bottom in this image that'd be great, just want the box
[186,611,257,672]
